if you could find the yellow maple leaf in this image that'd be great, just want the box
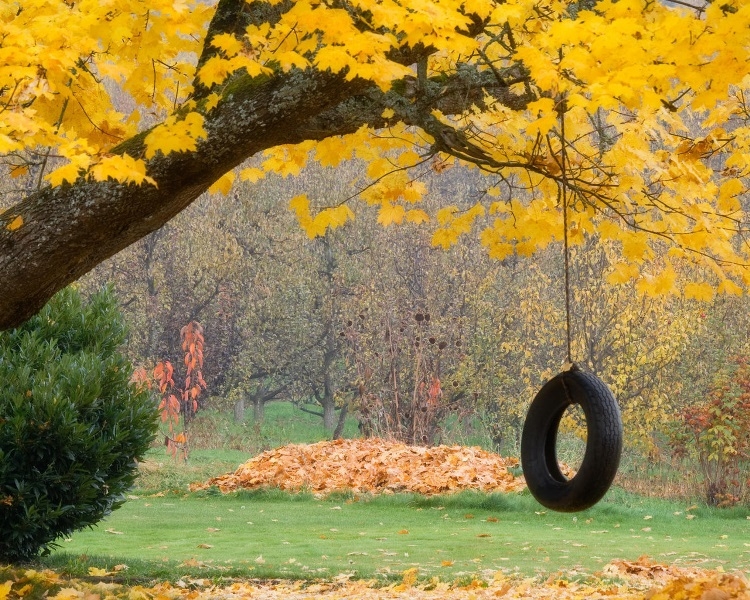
[46,155,92,186]
[377,203,405,226]
[436,206,458,226]
[317,204,354,230]
[607,262,641,285]
[683,282,715,301]
[0,581,12,600]
[144,113,207,159]
[289,194,310,215]
[211,32,243,56]
[90,155,156,186]
[203,93,222,112]
[401,566,418,586]
[208,171,236,195]
[718,278,743,296]
[240,167,265,183]
[49,587,83,600]
[197,55,232,87]
[405,209,429,224]
[401,181,426,202]
[315,136,353,168]
[276,50,310,71]
[9,165,29,179]
[315,46,353,75]
[637,265,678,297]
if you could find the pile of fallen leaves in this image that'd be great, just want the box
[2,557,748,599]
[191,438,526,496]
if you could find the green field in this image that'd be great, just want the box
[38,402,750,584]
[48,487,750,583]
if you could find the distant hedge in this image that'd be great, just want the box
[0,287,157,562]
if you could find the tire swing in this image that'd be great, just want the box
[520,101,623,512]
[521,365,623,512]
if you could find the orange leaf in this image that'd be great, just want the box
[5,215,23,231]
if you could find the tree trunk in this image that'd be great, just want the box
[323,398,336,431]
[332,401,349,440]
[233,397,245,422]
[253,397,266,423]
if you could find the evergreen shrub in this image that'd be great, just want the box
[0,287,157,562]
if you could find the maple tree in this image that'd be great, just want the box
[2,0,750,330]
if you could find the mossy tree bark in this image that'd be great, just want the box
[0,0,527,330]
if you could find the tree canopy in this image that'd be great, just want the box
[1,0,749,329]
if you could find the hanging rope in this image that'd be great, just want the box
[558,93,573,365]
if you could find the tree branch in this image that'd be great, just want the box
[0,1,531,330]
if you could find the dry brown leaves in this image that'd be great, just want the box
[4,557,748,600]
[191,438,526,496]
[141,566,749,600]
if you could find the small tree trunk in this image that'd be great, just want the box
[332,401,349,440]
[323,398,336,431]
[253,397,265,423]
[233,397,245,422]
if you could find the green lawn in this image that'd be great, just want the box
[47,488,750,583]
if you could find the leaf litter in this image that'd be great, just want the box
[190,438,526,496]
[1,557,748,600]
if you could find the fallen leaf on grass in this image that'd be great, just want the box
[105,528,124,535]
[196,543,213,549]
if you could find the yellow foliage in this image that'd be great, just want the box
[289,195,354,238]
[239,167,265,183]
[5,0,750,297]
[683,282,715,302]
[208,171,236,196]
[405,209,430,224]
[378,203,406,226]
[144,113,207,160]
[90,155,156,186]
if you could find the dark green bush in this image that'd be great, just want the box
[0,287,158,562]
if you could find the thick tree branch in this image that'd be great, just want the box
[0,0,531,330]
[0,70,371,329]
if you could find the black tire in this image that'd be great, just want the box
[521,368,622,512]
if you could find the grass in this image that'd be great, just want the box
[33,402,750,584]
[46,487,750,584]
